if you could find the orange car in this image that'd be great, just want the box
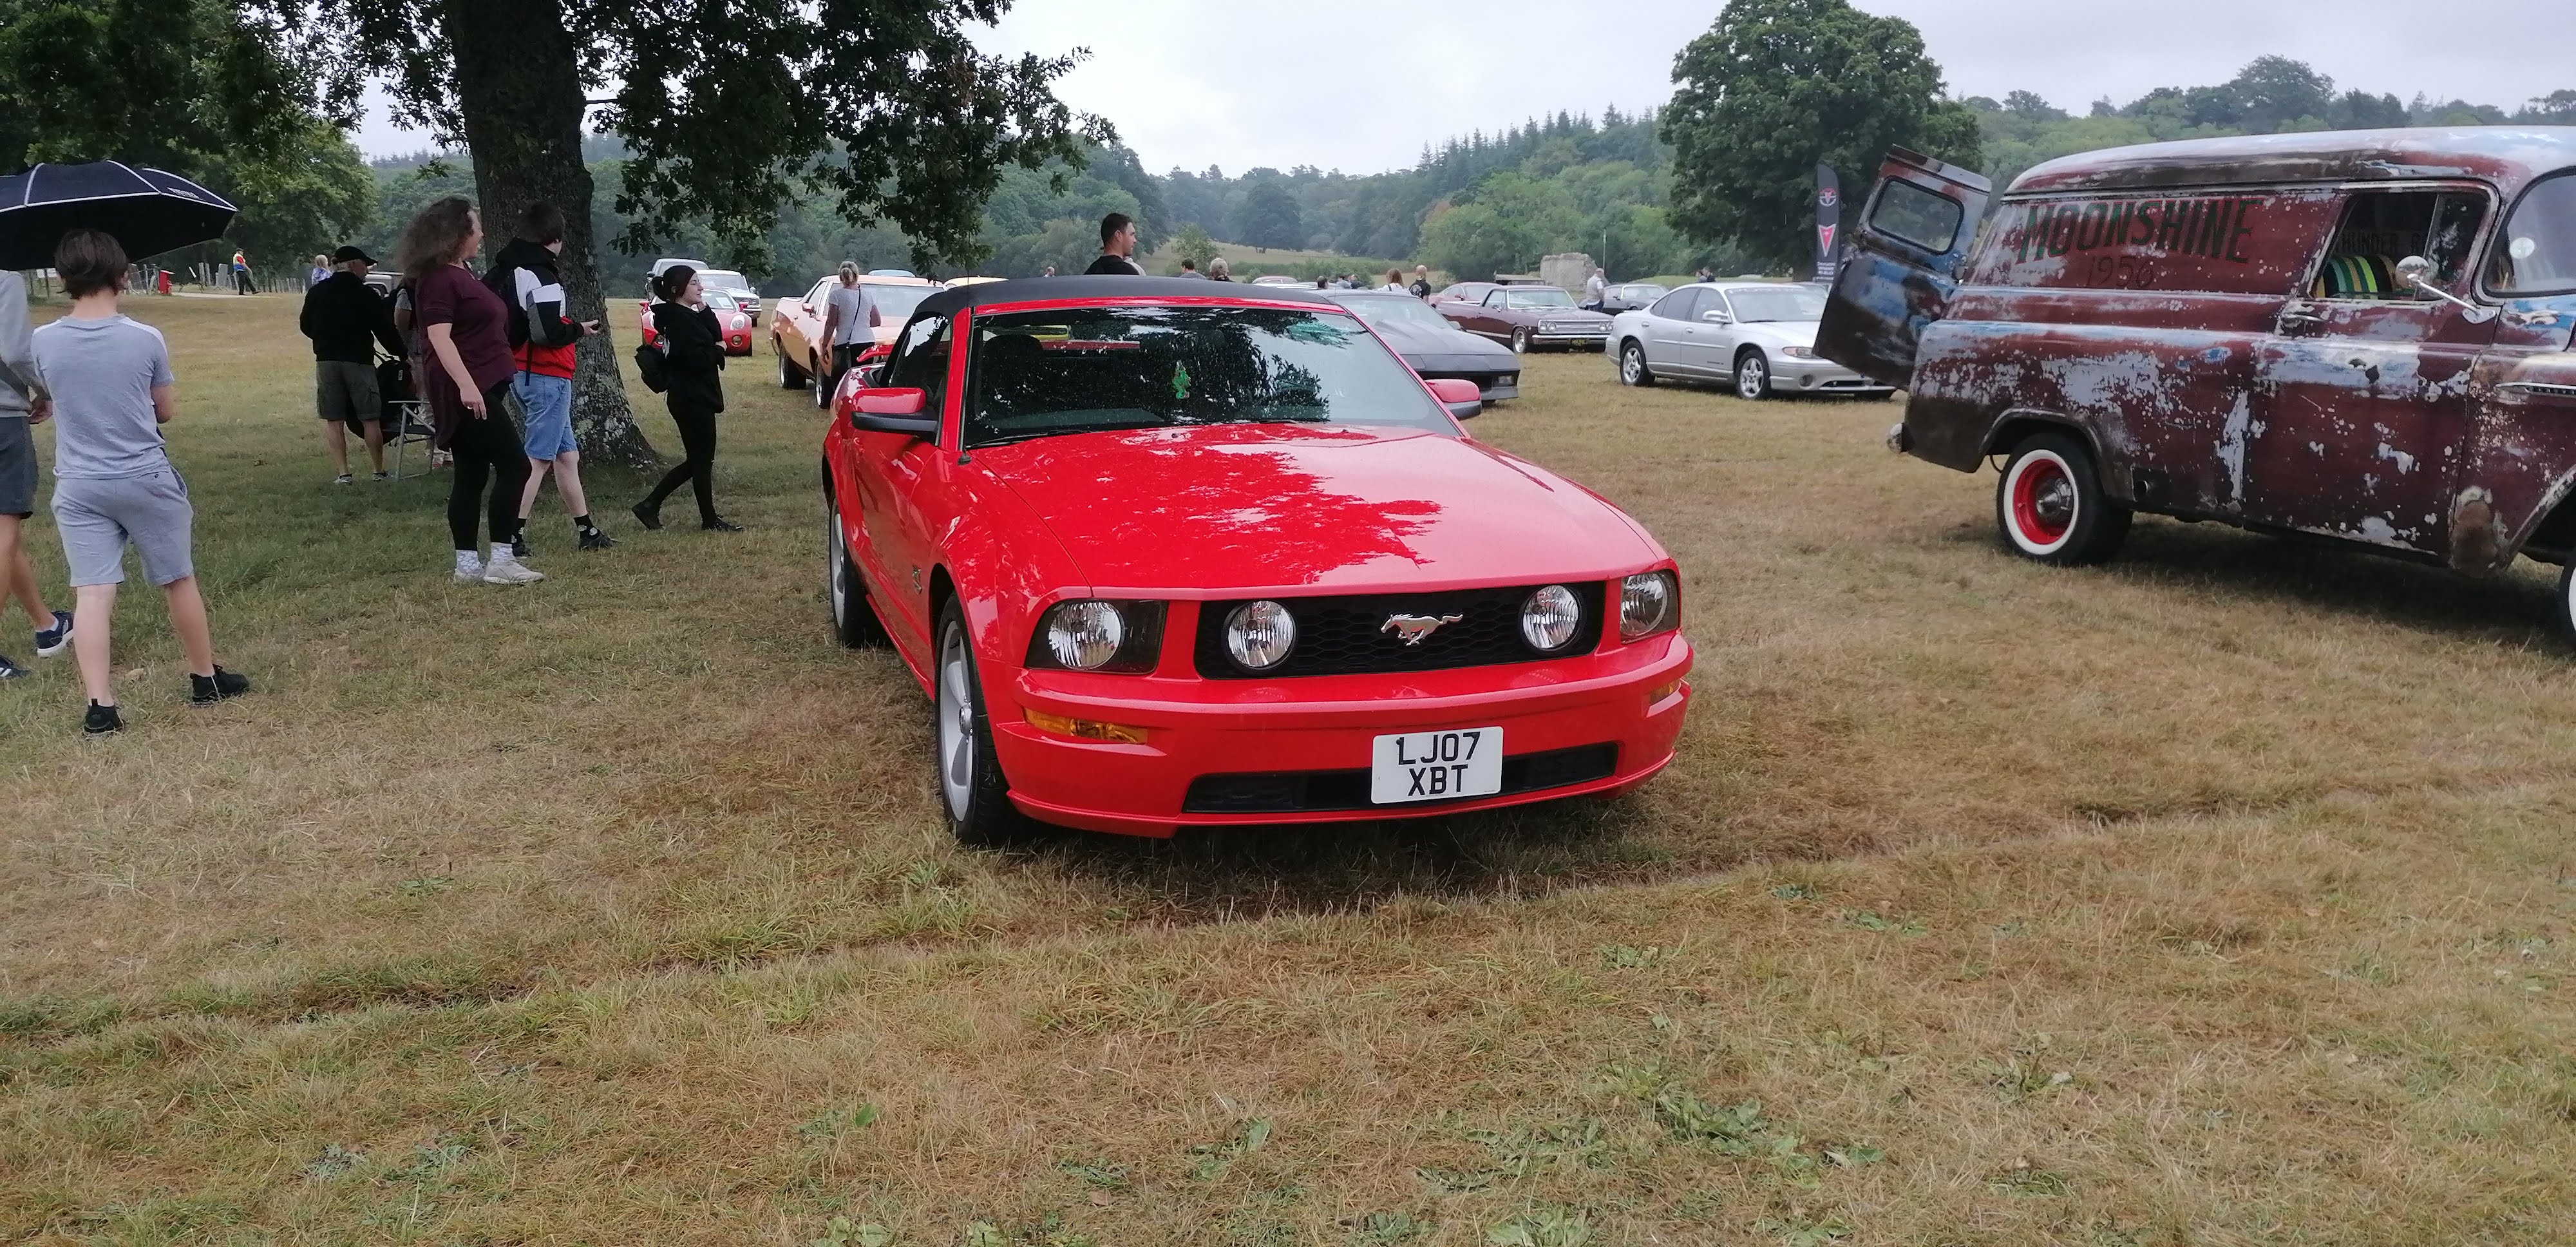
[769,273,940,408]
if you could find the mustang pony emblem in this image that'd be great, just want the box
[1381,613,1465,645]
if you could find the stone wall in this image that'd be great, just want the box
[1538,252,1596,294]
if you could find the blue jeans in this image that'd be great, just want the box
[512,372,576,459]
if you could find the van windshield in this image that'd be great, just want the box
[2492,173,2576,295]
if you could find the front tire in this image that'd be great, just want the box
[777,341,807,389]
[935,600,1029,847]
[1619,341,1656,387]
[811,356,833,409]
[2558,560,2576,643]
[1734,348,1771,401]
[1510,327,1531,354]
[1995,431,2130,566]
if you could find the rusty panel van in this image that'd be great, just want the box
[1816,128,2576,631]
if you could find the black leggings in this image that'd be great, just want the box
[448,382,530,551]
[644,403,718,524]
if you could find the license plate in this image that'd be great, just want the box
[1370,727,1504,804]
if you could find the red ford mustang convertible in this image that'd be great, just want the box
[820,276,1694,841]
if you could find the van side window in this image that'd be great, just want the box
[2490,173,2576,295]
[1964,187,2344,294]
[1871,180,1965,253]
[2309,191,2487,300]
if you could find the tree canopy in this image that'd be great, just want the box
[1661,0,1982,272]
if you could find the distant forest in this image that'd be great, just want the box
[351,57,2576,290]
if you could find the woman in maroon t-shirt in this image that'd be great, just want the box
[395,196,542,584]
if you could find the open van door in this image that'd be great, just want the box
[1813,148,1992,389]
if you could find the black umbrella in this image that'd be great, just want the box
[0,161,237,271]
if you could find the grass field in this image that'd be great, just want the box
[5,297,2576,1246]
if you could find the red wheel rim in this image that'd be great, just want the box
[2010,454,2075,547]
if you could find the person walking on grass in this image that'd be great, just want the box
[31,229,249,734]
[1379,268,1406,292]
[230,247,254,296]
[631,265,737,533]
[399,196,542,585]
[1410,264,1433,299]
[1084,213,1143,275]
[482,203,611,555]
[308,254,330,287]
[298,245,404,484]
[0,267,71,680]
[820,260,872,397]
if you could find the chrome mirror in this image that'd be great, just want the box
[2394,254,2496,323]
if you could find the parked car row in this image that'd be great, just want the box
[1609,281,1891,400]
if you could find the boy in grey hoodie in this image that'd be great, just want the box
[0,269,73,680]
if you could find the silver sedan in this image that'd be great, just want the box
[1605,282,1893,400]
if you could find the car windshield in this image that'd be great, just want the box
[1622,284,1667,299]
[697,269,751,292]
[1725,286,1828,322]
[1329,293,1449,330]
[703,291,738,310]
[964,305,1454,447]
[1504,288,1576,309]
[865,285,935,322]
[2492,172,2576,294]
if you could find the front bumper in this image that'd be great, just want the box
[1535,328,1611,350]
[1775,357,1889,394]
[992,630,1692,837]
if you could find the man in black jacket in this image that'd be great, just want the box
[298,245,404,483]
[1083,213,1144,275]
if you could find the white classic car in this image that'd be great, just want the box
[1607,282,1893,400]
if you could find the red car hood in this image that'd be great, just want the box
[978,424,1660,594]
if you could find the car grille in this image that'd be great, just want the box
[1182,743,1620,814]
[1192,582,1606,679]
[1541,321,1603,334]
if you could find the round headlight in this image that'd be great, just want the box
[1044,600,1126,670]
[1225,600,1297,670]
[1620,571,1676,640]
[1520,584,1582,652]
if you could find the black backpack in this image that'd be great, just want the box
[632,339,668,394]
[486,254,581,352]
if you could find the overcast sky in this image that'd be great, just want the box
[354,0,2575,171]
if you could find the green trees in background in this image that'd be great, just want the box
[0,0,377,269]
[1662,0,1982,273]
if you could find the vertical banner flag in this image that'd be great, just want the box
[1815,163,1842,284]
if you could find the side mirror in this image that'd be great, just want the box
[1425,377,1483,419]
[849,386,937,437]
[1701,309,1732,324]
[2394,254,2497,323]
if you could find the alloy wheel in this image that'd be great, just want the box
[1736,353,1768,400]
[938,625,976,821]
[1510,328,1530,354]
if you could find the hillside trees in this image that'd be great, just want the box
[1234,177,1305,249]
[1662,0,1980,272]
[278,0,1102,465]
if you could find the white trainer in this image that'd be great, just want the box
[482,558,545,585]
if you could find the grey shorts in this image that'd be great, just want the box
[0,418,32,517]
[317,360,381,423]
[52,470,194,587]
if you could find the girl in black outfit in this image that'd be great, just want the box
[632,265,739,531]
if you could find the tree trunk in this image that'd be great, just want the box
[442,0,658,468]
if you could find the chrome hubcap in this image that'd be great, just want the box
[1622,348,1640,382]
[937,629,974,819]
[1739,358,1765,397]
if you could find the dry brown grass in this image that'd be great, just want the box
[4,299,2574,1245]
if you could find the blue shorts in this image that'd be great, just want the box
[512,372,576,459]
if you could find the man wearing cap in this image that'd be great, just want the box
[298,245,404,483]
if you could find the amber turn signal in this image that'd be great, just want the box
[1647,680,1683,706]
[1024,709,1150,744]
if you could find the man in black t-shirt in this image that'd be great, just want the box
[1084,213,1144,275]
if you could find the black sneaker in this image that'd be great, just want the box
[0,653,23,680]
[629,500,662,531]
[83,701,122,734]
[188,667,251,705]
[578,528,617,551]
[701,517,744,532]
[511,533,531,559]
[35,609,71,657]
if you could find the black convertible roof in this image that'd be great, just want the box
[913,274,1335,319]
